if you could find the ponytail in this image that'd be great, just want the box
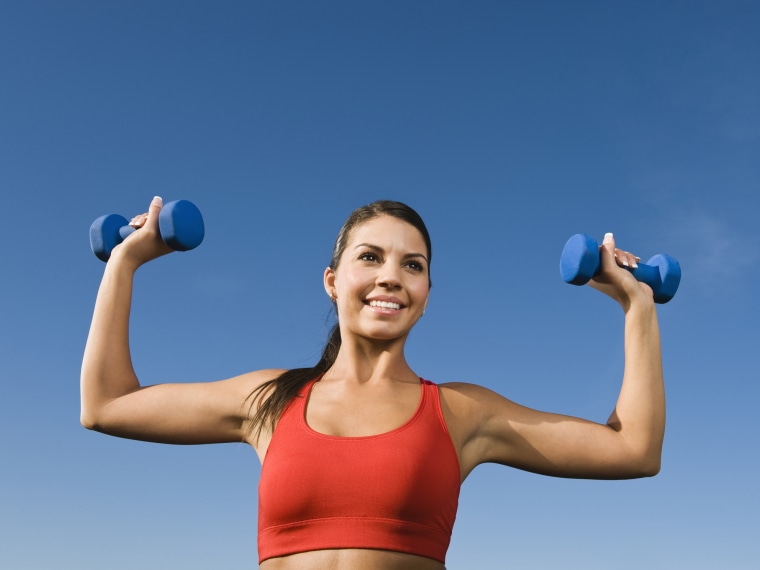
[244,323,341,444]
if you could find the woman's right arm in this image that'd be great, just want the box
[80,197,279,445]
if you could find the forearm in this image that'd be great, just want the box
[607,297,665,473]
[80,253,142,428]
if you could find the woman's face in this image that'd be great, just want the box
[324,215,430,342]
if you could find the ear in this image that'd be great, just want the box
[324,266,336,300]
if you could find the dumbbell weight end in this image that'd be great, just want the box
[559,233,600,286]
[159,199,204,251]
[639,253,681,304]
[90,214,130,262]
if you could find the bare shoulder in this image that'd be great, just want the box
[223,368,286,393]
[219,368,288,419]
[436,381,518,479]
[436,381,511,438]
[437,380,544,432]
[195,367,287,409]
[438,381,509,411]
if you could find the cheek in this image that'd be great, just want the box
[411,274,430,294]
[417,288,431,308]
[336,268,369,294]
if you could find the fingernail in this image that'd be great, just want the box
[152,196,163,205]
[603,232,613,244]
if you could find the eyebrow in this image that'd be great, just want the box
[353,243,429,264]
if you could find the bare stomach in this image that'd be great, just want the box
[260,549,446,569]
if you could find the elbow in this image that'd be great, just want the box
[627,453,661,478]
[640,439,664,477]
[80,403,107,432]
[80,393,96,430]
[632,463,660,479]
[80,410,100,431]
[618,433,664,478]
[640,457,662,478]
[609,443,662,479]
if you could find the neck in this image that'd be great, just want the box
[324,334,417,386]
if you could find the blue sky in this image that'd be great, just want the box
[1,1,758,568]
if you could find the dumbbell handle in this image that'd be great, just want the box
[560,233,681,304]
[90,199,204,262]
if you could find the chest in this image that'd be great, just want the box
[305,384,422,437]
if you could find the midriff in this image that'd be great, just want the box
[260,548,446,569]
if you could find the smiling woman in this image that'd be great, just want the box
[244,201,433,449]
[81,198,666,569]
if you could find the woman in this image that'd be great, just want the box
[81,197,664,569]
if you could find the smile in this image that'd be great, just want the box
[367,300,402,310]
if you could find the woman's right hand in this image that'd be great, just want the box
[109,196,174,269]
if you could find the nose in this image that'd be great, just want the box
[376,263,402,289]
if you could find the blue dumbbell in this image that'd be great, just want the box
[560,233,681,304]
[90,199,204,262]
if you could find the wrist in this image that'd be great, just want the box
[106,246,142,275]
[624,289,657,317]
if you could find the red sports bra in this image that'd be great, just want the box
[257,378,461,564]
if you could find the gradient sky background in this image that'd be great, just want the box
[1,2,758,569]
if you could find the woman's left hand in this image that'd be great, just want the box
[588,232,653,311]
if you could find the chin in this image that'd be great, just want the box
[358,327,410,342]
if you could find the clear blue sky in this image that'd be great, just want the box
[1,1,758,568]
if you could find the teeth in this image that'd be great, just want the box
[369,300,401,310]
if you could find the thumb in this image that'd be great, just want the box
[599,232,617,270]
[144,196,163,229]
[148,195,163,216]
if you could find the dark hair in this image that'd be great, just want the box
[244,200,432,443]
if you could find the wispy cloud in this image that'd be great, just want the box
[662,209,759,292]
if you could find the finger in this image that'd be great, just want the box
[129,196,163,229]
[600,232,635,273]
[129,213,148,228]
[614,248,639,269]
[603,233,641,270]
[614,249,634,268]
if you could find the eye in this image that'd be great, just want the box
[404,260,425,273]
[358,251,379,263]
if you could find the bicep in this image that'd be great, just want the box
[446,383,651,480]
[85,370,282,446]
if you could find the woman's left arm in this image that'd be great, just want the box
[587,232,665,475]
[443,233,665,480]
